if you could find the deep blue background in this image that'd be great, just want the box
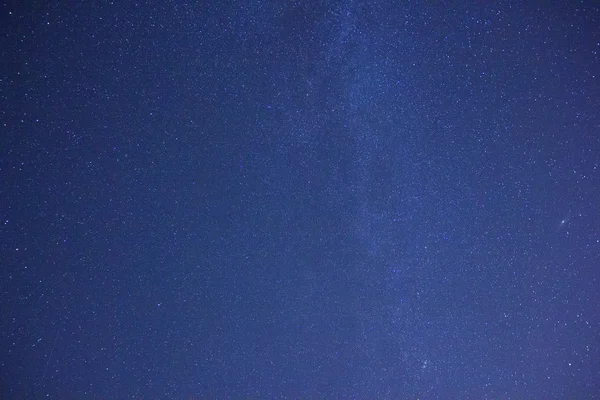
[2,2,599,398]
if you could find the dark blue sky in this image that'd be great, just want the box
[1,2,599,399]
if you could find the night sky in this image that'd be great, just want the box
[1,2,599,399]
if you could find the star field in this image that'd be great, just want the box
[1,2,599,399]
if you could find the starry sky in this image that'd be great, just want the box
[1,2,599,399]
